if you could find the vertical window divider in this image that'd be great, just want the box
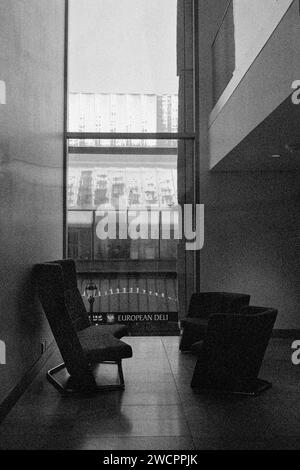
[63,0,69,259]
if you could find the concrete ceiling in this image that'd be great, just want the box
[211,95,300,172]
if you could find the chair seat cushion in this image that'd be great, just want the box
[191,340,204,356]
[78,327,132,363]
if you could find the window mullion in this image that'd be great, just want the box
[66,132,195,140]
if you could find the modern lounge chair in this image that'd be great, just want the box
[179,292,251,351]
[190,306,278,396]
[50,259,128,339]
[34,263,132,394]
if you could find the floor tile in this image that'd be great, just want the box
[1,336,299,450]
[72,416,190,437]
[43,436,195,451]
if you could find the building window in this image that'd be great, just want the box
[66,0,195,325]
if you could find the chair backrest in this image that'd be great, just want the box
[50,259,90,331]
[239,305,268,315]
[200,308,277,389]
[220,292,251,313]
[34,263,93,383]
[188,293,222,317]
[188,292,250,318]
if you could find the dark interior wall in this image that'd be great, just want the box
[0,0,65,404]
[212,0,235,105]
[199,0,300,329]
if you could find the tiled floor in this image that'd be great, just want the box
[0,337,300,450]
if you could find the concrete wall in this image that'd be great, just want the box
[199,0,300,329]
[0,0,65,404]
[210,0,300,167]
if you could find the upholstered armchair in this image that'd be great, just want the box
[190,306,277,395]
[179,292,251,351]
[34,262,132,394]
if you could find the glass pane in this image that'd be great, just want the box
[67,0,181,325]
[67,211,93,260]
[67,151,178,261]
[160,210,179,260]
[68,151,178,210]
[68,0,178,132]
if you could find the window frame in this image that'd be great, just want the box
[63,0,200,311]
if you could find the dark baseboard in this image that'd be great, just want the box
[0,340,56,424]
[272,329,300,339]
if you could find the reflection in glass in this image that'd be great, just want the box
[68,152,177,211]
[67,151,178,261]
[67,211,93,260]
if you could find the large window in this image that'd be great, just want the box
[67,0,195,323]
[67,0,180,268]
